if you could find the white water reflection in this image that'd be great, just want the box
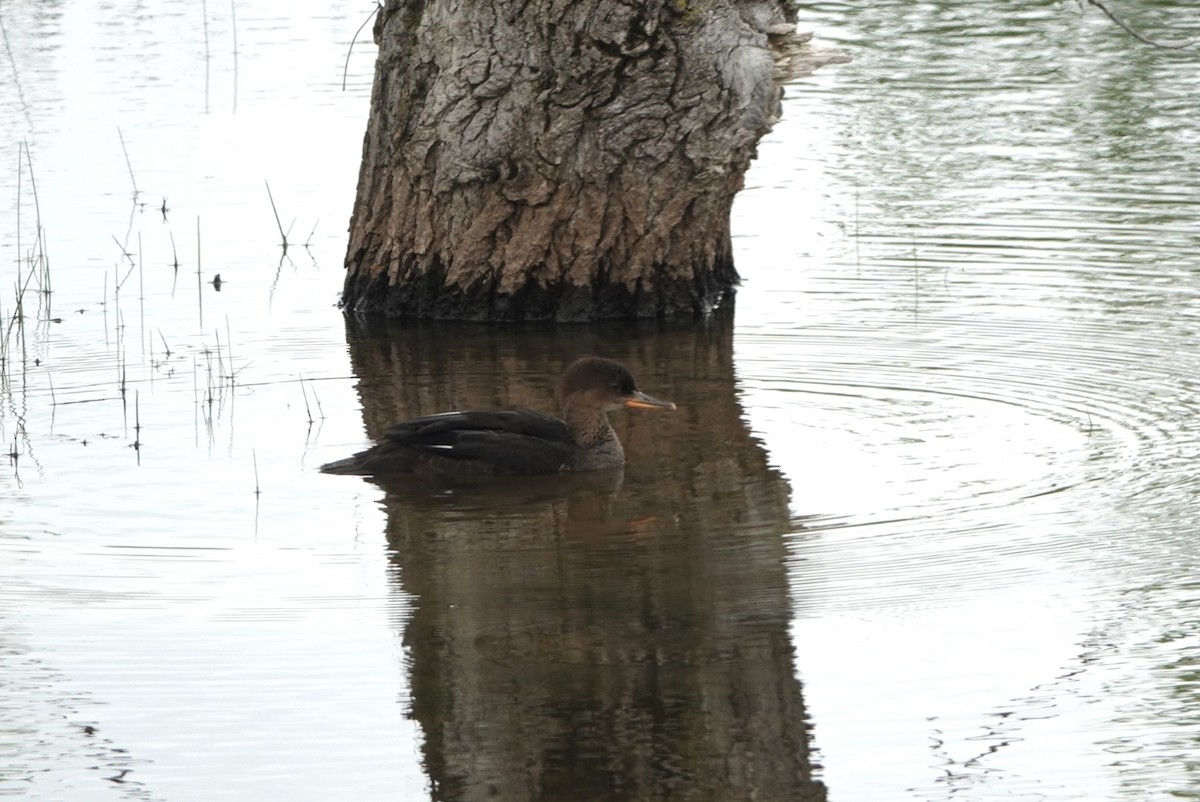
[733,2,1200,799]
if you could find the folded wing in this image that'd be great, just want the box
[323,409,576,476]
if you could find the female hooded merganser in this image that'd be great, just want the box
[320,356,676,477]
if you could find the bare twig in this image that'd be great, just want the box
[132,389,142,465]
[299,373,313,424]
[264,180,289,252]
[111,234,135,266]
[21,141,52,304]
[312,383,324,420]
[117,127,140,200]
[1081,0,1196,49]
[22,141,42,241]
[343,3,382,91]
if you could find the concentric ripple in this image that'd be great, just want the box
[729,4,1200,798]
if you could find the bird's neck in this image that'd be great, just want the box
[562,405,618,449]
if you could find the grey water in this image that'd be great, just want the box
[2,1,1200,800]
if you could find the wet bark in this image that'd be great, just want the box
[342,0,847,322]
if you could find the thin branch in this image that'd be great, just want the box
[1083,0,1196,49]
[117,127,140,199]
[264,180,289,252]
[343,3,381,91]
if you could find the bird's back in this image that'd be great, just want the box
[320,409,577,476]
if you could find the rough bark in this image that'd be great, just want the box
[342,0,848,322]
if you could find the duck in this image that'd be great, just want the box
[319,356,676,477]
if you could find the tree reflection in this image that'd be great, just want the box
[342,314,826,801]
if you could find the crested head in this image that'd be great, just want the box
[555,356,676,416]
[556,357,637,411]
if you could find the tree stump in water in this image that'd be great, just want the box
[342,0,848,322]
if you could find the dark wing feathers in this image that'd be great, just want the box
[381,409,575,474]
[384,409,569,442]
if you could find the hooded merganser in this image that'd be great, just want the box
[320,356,676,477]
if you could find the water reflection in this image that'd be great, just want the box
[4,0,1200,797]
[342,317,826,800]
[740,3,1200,799]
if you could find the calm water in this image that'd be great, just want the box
[3,1,1200,800]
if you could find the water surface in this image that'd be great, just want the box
[3,1,1200,800]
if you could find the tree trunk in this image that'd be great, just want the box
[342,0,847,322]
